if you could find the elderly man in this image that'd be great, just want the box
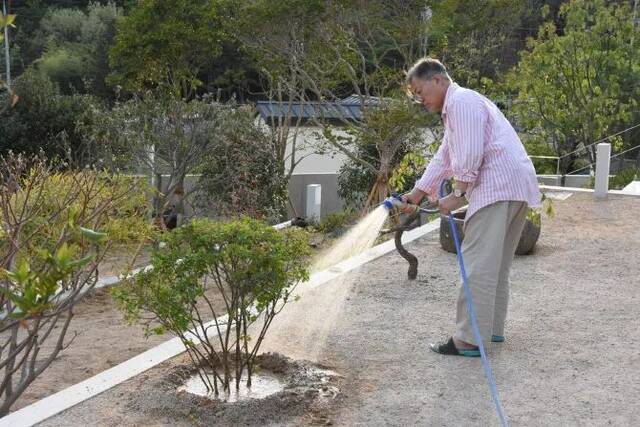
[403,58,541,357]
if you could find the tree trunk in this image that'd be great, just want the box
[364,172,390,212]
[173,175,185,227]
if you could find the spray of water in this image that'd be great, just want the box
[258,205,390,361]
[312,205,389,271]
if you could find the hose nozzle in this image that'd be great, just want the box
[383,192,439,215]
[383,193,403,210]
[383,193,419,213]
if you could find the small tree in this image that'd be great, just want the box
[196,105,288,221]
[327,99,436,210]
[509,0,639,174]
[113,218,310,395]
[0,153,152,416]
[84,91,228,227]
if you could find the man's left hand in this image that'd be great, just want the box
[438,194,466,215]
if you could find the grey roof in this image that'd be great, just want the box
[256,95,382,124]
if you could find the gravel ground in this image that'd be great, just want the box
[35,192,640,426]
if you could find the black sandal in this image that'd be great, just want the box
[430,337,480,357]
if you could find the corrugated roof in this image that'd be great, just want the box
[256,95,383,123]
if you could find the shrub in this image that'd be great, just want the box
[112,218,310,394]
[196,105,288,221]
[586,167,640,190]
[0,153,153,415]
[0,70,97,163]
[609,167,639,190]
[315,209,357,235]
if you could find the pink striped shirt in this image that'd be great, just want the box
[416,83,541,219]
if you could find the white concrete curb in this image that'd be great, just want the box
[0,219,441,427]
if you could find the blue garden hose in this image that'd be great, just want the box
[440,180,509,427]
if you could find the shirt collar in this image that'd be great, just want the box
[441,82,459,117]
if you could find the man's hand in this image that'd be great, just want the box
[438,194,466,215]
[401,188,426,213]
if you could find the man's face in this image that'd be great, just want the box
[409,76,446,113]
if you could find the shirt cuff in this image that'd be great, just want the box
[453,169,478,183]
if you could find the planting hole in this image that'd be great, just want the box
[178,369,285,403]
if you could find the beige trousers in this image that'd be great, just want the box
[453,201,528,346]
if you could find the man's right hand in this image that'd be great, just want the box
[400,188,427,213]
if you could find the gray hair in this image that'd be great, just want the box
[406,58,451,83]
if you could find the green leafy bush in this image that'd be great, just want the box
[33,3,122,98]
[609,168,639,190]
[0,70,97,162]
[586,167,640,190]
[315,209,357,235]
[113,218,310,394]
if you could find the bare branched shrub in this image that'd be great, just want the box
[0,153,152,415]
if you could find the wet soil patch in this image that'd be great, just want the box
[126,353,342,426]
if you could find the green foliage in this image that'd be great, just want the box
[112,217,310,392]
[0,11,16,106]
[196,104,288,221]
[509,0,638,173]
[428,0,532,89]
[1,244,92,317]
[83,91,267,223]
[315,209,357,235]
[331,100,436,209]
[31,2,122,98]
[337,143,379,209]
[389,151,428,193]
[522,135,558,175]
[0,11,15,45]
[609,168,640,190]
[0,69,97,161]
[527,193,555,227]
[108,0,224,95]
[586,167,640,190]
[37,47,86,92]
[2,170,153,266]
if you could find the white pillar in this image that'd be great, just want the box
[305,184,321,223]
[594,143,611,199]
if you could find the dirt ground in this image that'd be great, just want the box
[12,267,227,412]
[27,193,640,425]
[11,287,169,411]
[97,245,151,279]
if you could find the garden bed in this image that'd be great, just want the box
[38,352,342,427]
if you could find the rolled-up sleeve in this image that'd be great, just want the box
[415,140,452,200]
[449,101,486,184]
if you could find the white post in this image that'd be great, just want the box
[305,184,321,223]
[594,143,611,199]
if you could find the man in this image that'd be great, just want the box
[403,58,541,357]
